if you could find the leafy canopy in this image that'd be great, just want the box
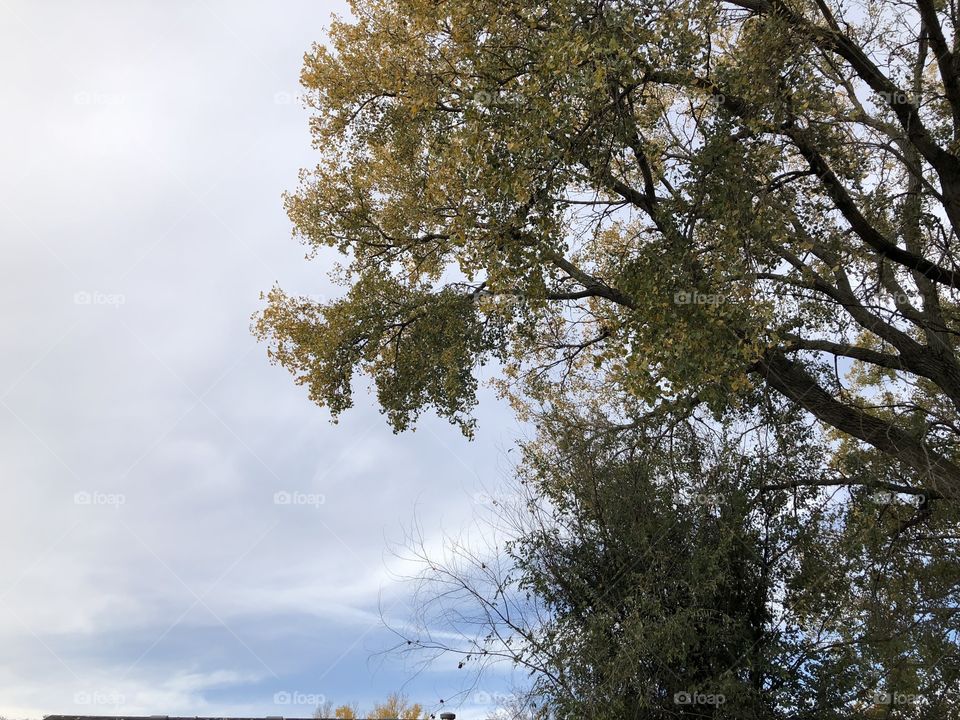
[256,0,960,502]
[401,407,960,719]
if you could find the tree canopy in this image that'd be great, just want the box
[313,693,423,719]
[401,408,960,718]
[256,0,960,506]
[256,0,960,715]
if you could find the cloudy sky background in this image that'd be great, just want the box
[0,1,522,716]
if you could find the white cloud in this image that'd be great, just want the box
[0,1,522,715]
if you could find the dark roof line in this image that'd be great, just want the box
[43,715,390,720]
[44,717,379,720]
[44,716,455,720]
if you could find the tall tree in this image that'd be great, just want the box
[400,407,960,718]
[257,0,960,511]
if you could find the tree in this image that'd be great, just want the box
[369,692,423,719]
[314,700,361,719]
[256,0,960,511]
[256,0,960,715]
[399,406,960,718]
[333,705,359,720]
[313,696,422,719]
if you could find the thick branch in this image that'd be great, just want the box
[787,128,960,289]
[756,349,960,498]
[916,0,960,129]
[782,336,907,371]
[546,252,637,309]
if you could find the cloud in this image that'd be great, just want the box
[0,0,521,716]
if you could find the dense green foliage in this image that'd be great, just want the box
[404,409,960,718]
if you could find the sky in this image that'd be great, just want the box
[0,1,523,716]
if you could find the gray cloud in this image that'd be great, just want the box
[0,1,519,715]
